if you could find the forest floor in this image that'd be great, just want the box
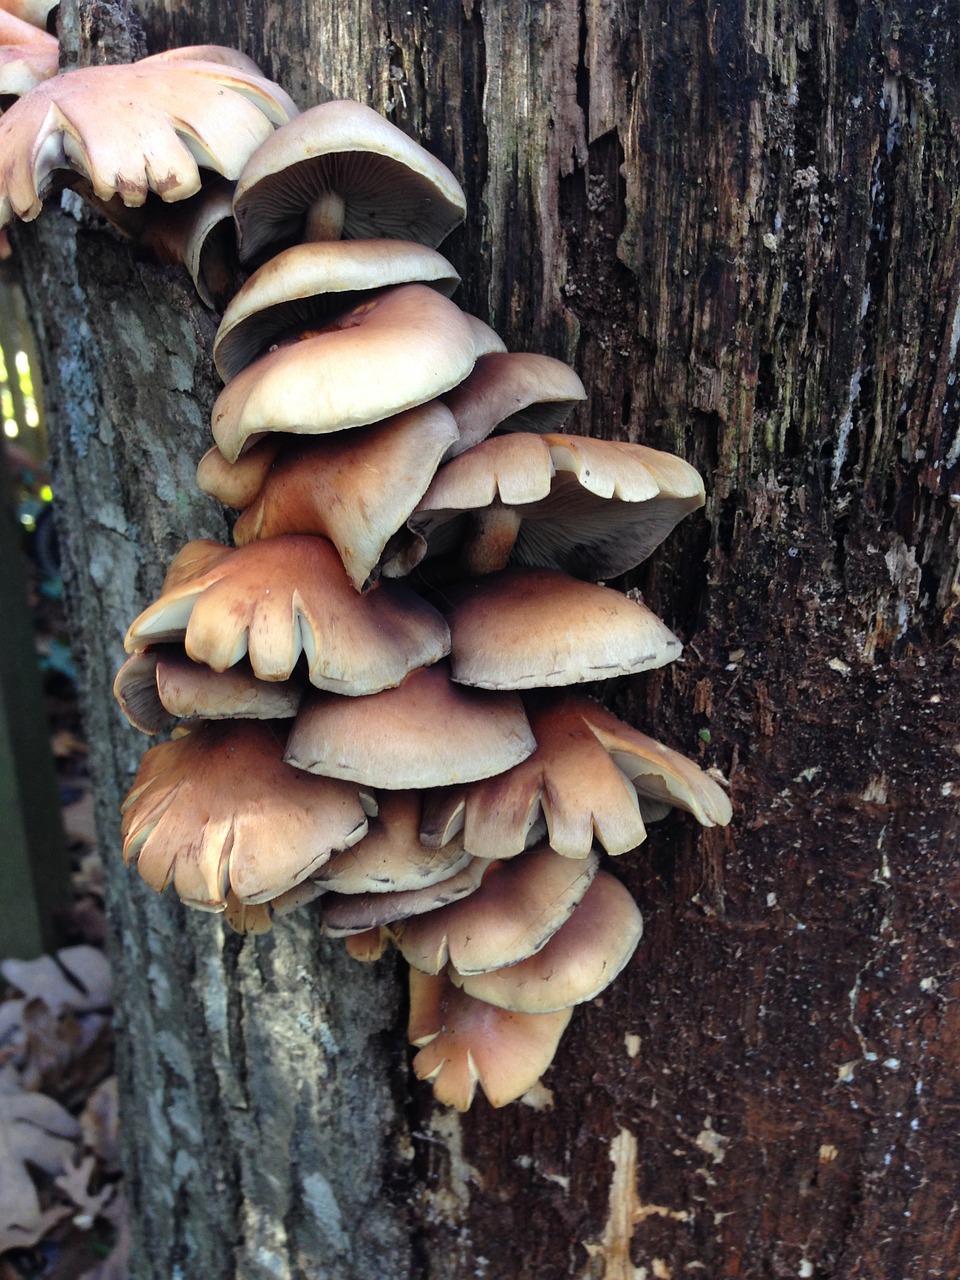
[0,546,128,1280]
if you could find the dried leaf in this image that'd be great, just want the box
[1,947,112,1014]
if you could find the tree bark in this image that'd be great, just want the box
[14,0,960,1276]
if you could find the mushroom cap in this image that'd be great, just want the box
[441,351,587,457]
[0,11,56,98]
[0,57,296,226]
[231,402,460,591]
[121,720,369,908]
[313,790,471,894]
[445,568,683,690]
[408,969,573,1110]
[213,239,461,381]
[233,98,466,261]
[196,437,283,510]
[452,871,643,1012]
[320,855,490,937]
[0,1,58,29]
[124,536,450,695]
[395,844,599,976]
[130,176,237,309]
[113,650,175,735]
[419,692,649,859]
[396,432,706,580]
[140,45,266,75]
[211,284,505,461]
[285,663,537,789]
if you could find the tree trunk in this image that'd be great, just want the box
[14,0,959,1276]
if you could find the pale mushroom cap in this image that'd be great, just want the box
[453,871,643,1013]
[320,856,489,936]
[285,663,537,789]
[121,720,369,908]
[213,239,461,381]
[0,1,58,29]
[154,650,304,722]
[408,969,573,1110]
[211,284,504,461]
[445,568,683,690]
[0,58,296,226]
[233,98,466,261]
[395,844,599,976]
[231,402,460,591]
[420,692,648,860]
[132,176,237,309]
[140,46,266,76]
[124,536,451,696]
[0,11,56,98]
[441,352,587,457]
[313,791,471,894]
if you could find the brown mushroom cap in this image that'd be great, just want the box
[232,98,466,261]
[121,721,369,908]
[113,650,175,735]
[213,239,461,381]
[395,844,599,976]
[0,10,56,98]
[285,663,537,789]
[0,58,296,226]
[445,568,683,690]
[441,351,587,457]
[320,856,489,937]
[408,968,573,1110]
[394,432,706,580]
[313,791,471,894]
[131,176,238,309]
[451,871,643,1012]
[231,402,460,591]
[124,536,451,695]
[196,437,283,509]
[210,284,505,461]
[419,693,648,859]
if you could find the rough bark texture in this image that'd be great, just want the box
[14,0,960,1277]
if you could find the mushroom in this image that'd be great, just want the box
[0,1,57,28]
[232,98,466,261]
[444,567,683,689]
[210,283,505,461]
[284,662,537,789]
[319,856,490,937]
[389,431,706,579]
[408,968,573,1110]
[213,239,461,380]
[0,10,56,99]
[0,55,296,226]
[450,870,643,1013]
[121,720,370,909]
[123,535,451,695]
[395,844,599,976]
[228,402,460,591]
[196,436,283,510]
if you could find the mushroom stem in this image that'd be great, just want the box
[463,504,522,574]
[304,190,346,241]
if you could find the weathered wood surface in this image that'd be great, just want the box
[14,0,960,1276]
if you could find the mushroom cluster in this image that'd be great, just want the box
[2,50,731,1110]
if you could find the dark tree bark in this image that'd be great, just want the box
[14,0,960,1276]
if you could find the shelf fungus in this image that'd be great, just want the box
[0,47,732,1109]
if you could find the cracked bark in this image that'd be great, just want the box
[13,0,960,1276]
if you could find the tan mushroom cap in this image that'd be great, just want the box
[419,693,648,859]
[211,284,505,461]
[285,663,537,789]
[0,1,57,29]
[313,791,471,894]
[231,402,460,591]
[320,855,489,937]
[233,98,466,261]
[445,568,683,690]
[395,432,705,579]
[408,968,573,1110]
[141,46,266,75]
[124,536,451,696]
[196,437,283,510]
[441,352,587,457]
[395,844,599,976]
[344,927,390,962]
[0,57,296,227]
[121,721,369,909]
[0,11,56,98]
[213,239,461,381]
[113,650,175,735]
[131,176,237,309]
[452,871,643,1013]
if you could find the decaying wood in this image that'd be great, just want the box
[13,0,959,1276]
